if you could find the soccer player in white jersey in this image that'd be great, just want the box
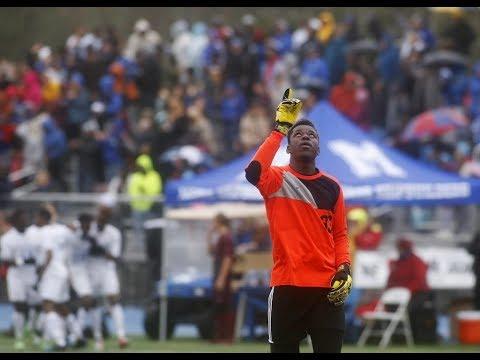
[0,209,37,350]
[67,213,96,345]
[24,216,47,346]
[36,206,84,351]
[88,205,129,350]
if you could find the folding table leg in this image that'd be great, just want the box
[234,292,248,341]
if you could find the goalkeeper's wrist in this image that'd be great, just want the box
[337,263,351,276]
[274,122,291,136]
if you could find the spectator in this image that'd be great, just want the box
[189,22,209,80]
[170,19,194,80]
[136,50,162,109]
[400,14,435,61]
[0,164,12,206]
[220,80,247,160]
[330,71,371,130]
[64,74,90,140]
[386,238,429,293]
[299,43,329,90]
[460,143,480,178]
[15,110,45,175]
[261,41,286,104]
[65,26,87,59]
[347,207,383,251]
[185,97,219,157]
[42,115,68,191]
[224,37,258,98]
[154,95,190,156]
[316,11,336,45]
[20,63,42,112]
[372,33,400,130]
[206,213,235,344]
[79,45,107,94]
[468,61,480,121]
[126,153,162,245]
[291,19,314,53]
[101,112,133,184]
[440,10,475,55]
[0,114,16,155]
[124,18,162,61]
[272,19,292,56]
[98,64,124,119]
[133,108,157,151]
[324,22,348,86]
[238,100,271,154]
[387,237,436,343]
[74,119,102,192]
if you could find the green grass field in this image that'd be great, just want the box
[1,335,480,353]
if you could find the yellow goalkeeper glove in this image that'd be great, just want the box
[327,263,353,306]
[274,88,303,135]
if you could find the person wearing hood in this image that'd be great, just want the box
[124,18,162,61]
[387,237,436,343]
[316,11,336,45]
[386,238,429,294]
[127,154,162,244]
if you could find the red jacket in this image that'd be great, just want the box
[387,253,429,293]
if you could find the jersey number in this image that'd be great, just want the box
[320,215,333,234]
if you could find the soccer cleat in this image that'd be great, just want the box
[73,338,87,349]
[44,343,67,352]
[118,337,129,349]
[13,340,25,351]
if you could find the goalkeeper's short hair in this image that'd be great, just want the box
[287,119,317,144]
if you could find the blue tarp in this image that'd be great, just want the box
[165,101,480,206]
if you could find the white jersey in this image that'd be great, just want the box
[88,222,122,271]
[68,227,93,266]
[0,227,36,269]
[24,224,46,266]
[1,227,39,303]
[40,223,74,279]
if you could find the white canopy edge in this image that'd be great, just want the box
[165,202,267,221]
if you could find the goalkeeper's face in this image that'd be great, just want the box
[287,124,319,162]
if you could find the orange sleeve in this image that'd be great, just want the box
[332,186,351,268]
[245,130,284,198]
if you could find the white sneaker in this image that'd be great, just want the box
[94,340,104,351]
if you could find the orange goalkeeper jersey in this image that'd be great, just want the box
[245,130,350,288]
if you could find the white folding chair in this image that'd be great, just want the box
[357,287,414,349]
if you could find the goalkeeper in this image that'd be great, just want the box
[245,89,352,353]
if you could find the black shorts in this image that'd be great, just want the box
[268,285,345,344]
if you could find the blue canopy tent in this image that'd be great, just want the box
[165,101,480,207]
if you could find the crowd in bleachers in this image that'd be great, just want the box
[0,9,479,199]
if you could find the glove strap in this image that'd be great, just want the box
[274,122,291,136]
[337,263,351,276]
